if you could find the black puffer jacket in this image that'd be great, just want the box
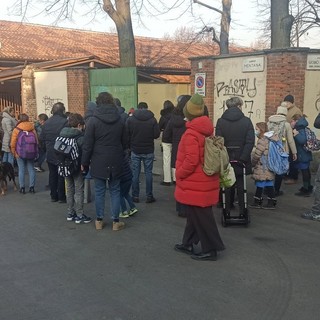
[314,113,320,129]
[40,114,68,164]
[215,106,255,175]
[126,109,160,154]
[163,113,187,168]
[159,106,174,129]
[81,104,127,180]
[117,105,129,124]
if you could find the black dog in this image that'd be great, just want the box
[0,162,18,195]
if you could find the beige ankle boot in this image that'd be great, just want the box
[95,220,105,230]
[112,221,125,231]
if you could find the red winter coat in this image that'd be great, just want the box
[174,116,220,207]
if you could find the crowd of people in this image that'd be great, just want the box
[1,91,320,262]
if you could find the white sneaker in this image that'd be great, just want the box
[119,211,129,218]
[129,208,138,216]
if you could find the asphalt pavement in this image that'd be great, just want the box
[1,139,319,320]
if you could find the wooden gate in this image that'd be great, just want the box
[0,93,22,117]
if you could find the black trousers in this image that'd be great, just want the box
[288,152,299,180]
[255,186,275,199]
[182,205,225,254]
[274,174,283,193]
[47,162,66,201]
[225,174,245,211]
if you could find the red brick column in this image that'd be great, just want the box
[190,58,215,120]
[265,49,308,118]
[66,69,90,115]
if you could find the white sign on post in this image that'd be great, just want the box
[194,73,206,96]
[242,57,264,72]
[307,55,320,70]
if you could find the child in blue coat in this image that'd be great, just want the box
[291,114,313,197]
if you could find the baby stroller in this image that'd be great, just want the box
[221,160,250,227]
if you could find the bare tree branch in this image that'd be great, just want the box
[193,0,223,15]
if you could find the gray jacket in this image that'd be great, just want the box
[1,111,17,152]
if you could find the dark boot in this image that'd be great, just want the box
[295,187,312,197]
[249,197,262,209]
[19,187,25,194]
[262,198,276,210]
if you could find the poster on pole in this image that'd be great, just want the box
[194,73,206,96]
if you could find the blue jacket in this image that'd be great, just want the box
[294,117,312,163]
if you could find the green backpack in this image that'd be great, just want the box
[203,136,229,176]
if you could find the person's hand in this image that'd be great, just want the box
[292,129,299,136]
[292,153,297,161]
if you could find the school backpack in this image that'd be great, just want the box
[16,128,38,160]
[265,137,289,175]
[203,135,229,176]
[303,127,320,152]
[54,136,80,177]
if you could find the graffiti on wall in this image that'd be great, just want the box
[315,96,320,112]
[216,78,257,98]
[35,71,68,116]
[215,77,262,119]
[42,96,63,114]
[218,99,262,119]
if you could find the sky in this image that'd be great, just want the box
[0,0,319,49]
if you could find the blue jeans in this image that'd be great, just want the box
[94,177,121,220]
[120,179,135,212]
[3,152,14,166]
[131,152,154,198]
[16,157,36,188]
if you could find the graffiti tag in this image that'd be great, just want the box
[42,96,63,113]
[216,78,257,98]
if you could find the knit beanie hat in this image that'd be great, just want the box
[276,106,288,116]
[183,93,205,120]
[284,95,294,104]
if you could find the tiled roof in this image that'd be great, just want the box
[0,56,174,83]
[0,20,249,70]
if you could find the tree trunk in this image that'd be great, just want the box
[103,0,136,67]
[116,22,136,67]
[271,0,294,48]
[220,0,232,54]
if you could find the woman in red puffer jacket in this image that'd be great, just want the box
[174,94,225,261]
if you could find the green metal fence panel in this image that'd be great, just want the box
[89,67,138,110]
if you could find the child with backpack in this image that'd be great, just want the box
[267,105,297,196]
[119,152,138,218]
[34,113,48,172]
[57,113,92,224]
[10,113,38,194]
[250,122,276,210]
[290,114,313,197]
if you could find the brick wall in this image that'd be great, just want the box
[66,69,90,115]
[190,49,314,122]
[190,59,216,119]
[265,50,308,118]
